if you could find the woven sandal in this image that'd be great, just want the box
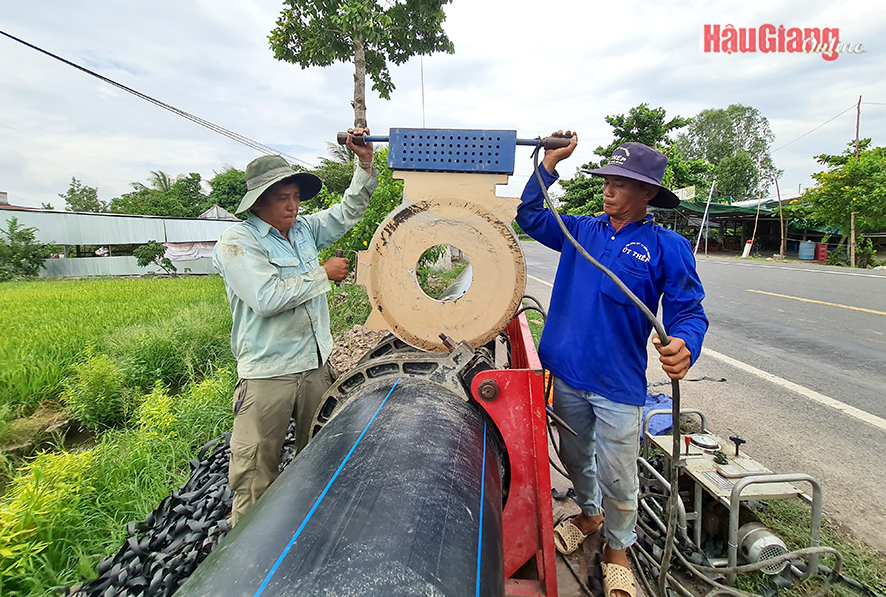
[601,562,637,597]
[553,516,602,555]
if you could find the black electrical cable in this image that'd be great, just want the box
[0,29,314,168]
[557,552,595,597]
[512,305,547,323]
[546,420,570,480]
[521,294,547,313]
[792,562,885,597]
[530,141,683,597]
[630,545,661,597]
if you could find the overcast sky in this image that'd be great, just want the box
[1,0,883,209]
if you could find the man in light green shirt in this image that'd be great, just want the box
[213,128,377,524]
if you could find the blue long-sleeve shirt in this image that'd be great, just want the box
[516,167,708,406]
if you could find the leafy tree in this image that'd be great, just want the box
[41,202,55,210]
[111,173,207,218]
[208,167,247,216]
[133,241,177,275]
[147,170,176,192]
[788,140,886,266]
[319,147,403,259]
[60,177,108,213]
[711,150,757,204]
[269,0,455,126]
[0,217,51,281]
[676,104,780,200]
[314,142,357,196]
[593,103,691,159]
[558,104,703,214]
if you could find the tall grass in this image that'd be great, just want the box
[0,277,233,416]
[0,368,236,596]
[737,499,886,597]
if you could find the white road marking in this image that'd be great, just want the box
[527,274,553,288]
[703,347,886,433]
[699,259,886,280]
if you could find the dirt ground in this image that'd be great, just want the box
[329,324,390,373]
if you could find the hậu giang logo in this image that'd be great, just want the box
[703,25,864,61]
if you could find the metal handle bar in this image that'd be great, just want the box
[336,131,573,149]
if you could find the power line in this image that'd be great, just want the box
[0,29,315,168]
[771,104,857,153]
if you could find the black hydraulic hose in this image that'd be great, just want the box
[530,142,683,597]
[557,552,595,597]
[521,294,547,313]
[512,305,547,323]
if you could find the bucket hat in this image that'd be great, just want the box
[583,142,680,208]
[235,155,322,214]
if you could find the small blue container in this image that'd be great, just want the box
[798,241,815,260]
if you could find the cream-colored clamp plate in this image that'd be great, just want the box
[356,171,526,352]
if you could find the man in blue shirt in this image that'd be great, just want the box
[214,128,377,524]
[516,133,707,596]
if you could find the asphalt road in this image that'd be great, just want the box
[520,240,886,553]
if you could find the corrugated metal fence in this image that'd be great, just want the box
[1,208,238,278]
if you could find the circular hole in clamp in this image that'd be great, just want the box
[416,245,472,302]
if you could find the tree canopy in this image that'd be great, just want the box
[593,104,690,159]
[676,104,779,201]
[789,139,886,235]
[269,0,454,126]
[208,167,247,216]
[60,177,108,213]
[109,173,208,218]
[558,104,709,214]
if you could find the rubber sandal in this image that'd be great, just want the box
[553,516,602,555]
[601,562,637,597]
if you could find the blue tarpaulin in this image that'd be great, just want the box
[641,392,673,439]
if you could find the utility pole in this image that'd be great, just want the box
[776,179,785,259]
[855,95,862,159]
[850,211,857,268]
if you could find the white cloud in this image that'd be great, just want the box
[0,0,883,207]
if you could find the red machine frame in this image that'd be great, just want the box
[471,314,558,596]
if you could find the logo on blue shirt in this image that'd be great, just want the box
[622,242,651,263]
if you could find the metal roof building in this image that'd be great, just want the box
[0,207,238,245]
[0,205,240,278]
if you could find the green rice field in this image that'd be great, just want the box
[0,275,241,595]
[0,276,235,419]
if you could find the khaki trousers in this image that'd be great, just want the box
[228,361,337,525]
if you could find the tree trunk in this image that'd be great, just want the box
[352,37,367,128]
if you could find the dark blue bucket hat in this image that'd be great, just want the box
[583,142,680,208]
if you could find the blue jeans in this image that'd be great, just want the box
[552,375,641,551]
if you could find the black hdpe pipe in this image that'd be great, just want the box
[529,140,682,597]
[176,376,504,597]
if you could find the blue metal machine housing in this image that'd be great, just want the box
[387,128,518,174]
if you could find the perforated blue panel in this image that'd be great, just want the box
[388,128,517,174]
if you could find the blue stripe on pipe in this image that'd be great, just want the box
[252,378,401,597]
[475,421,487,597]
